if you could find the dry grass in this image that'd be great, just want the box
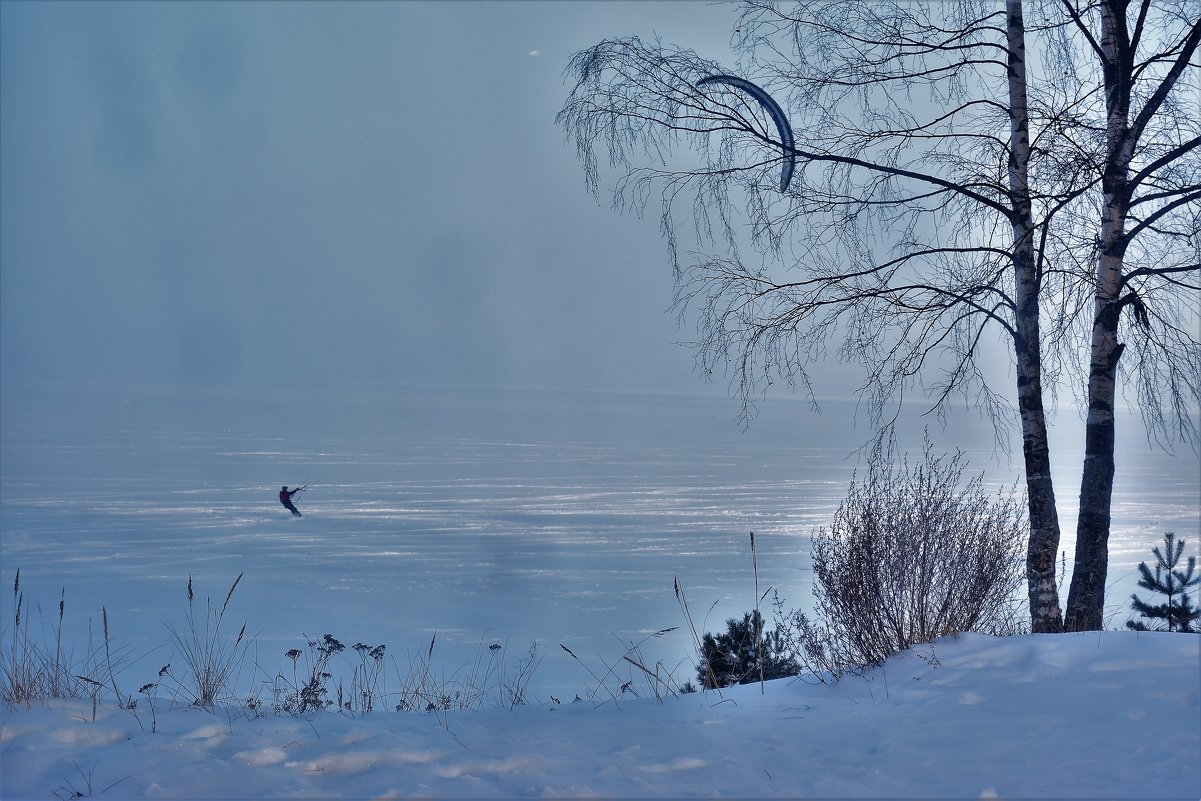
[560,626,689,707]
[1,570,125,707]
[390,632,541,715]
[3,570,75,703]
[6,569,546,720]
[674,576,722,695]
[162,574,250,709]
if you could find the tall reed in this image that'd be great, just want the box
[163,574,249,709]
[2,570,86,703]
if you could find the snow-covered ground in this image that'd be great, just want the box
[3,631,1198,799]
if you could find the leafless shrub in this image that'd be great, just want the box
[786,434,1027,674]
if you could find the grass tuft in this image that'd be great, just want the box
[561,627,689,707]
[2,571,95,704]
[7,570,545,720]
[162,573,251,709]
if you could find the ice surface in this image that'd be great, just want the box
[2,378,1197,701]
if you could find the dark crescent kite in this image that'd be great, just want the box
[697,74,796,193]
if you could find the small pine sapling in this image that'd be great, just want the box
[696,610,799,690]
[1126,533,1201,633]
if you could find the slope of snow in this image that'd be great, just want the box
[3,631,1198,799]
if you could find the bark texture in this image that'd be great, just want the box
[1060,0,1201,630]
[1064,0,1132,631]
[1008,0,1063,632]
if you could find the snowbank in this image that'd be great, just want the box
[3,631,1198,799]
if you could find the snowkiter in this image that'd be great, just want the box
[280,485,302,517]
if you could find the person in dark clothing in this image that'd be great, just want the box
[279,485,303,517]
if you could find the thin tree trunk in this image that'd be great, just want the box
[1017,327,1064,633]
[1065,303,1124,630]
[1007,0,1063,633]
[1065,0,1132,631]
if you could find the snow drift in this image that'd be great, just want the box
[2,631,1198,799]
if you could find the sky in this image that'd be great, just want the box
[3,0,1192,446]
[0,0,765,397]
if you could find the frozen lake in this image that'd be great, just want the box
[2,378,1197,700]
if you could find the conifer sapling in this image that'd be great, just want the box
[1126,533,1200,633]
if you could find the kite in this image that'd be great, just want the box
[697,74,796,193]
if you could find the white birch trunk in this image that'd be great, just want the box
[1064,0,1132,631]
[1007,0,1064,632]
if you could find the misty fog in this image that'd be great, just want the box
[2,1,755,396]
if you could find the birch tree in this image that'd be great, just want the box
[557,0,1199,632]
[1052,0,1200,630]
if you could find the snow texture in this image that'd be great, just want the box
[2,632,1198,799]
